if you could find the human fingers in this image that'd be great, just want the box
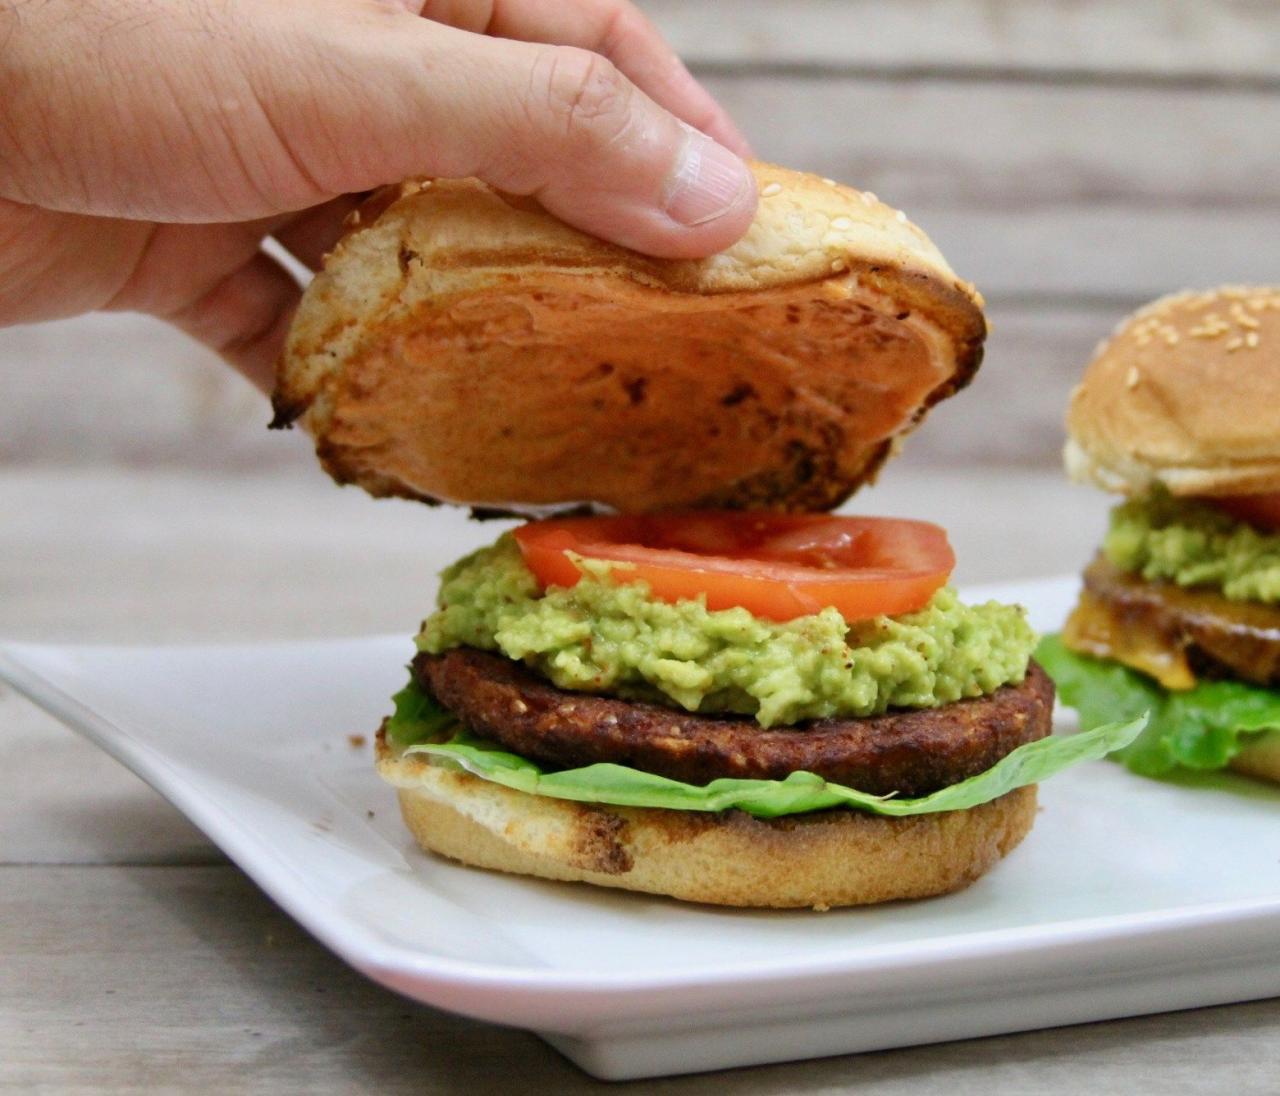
[415,0,753,157]
[160,249,300,393]
[0,1,756,257]
[327,19,758,257]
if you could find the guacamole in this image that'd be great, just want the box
[418,534,1036,727]
[1104,493,1280,604]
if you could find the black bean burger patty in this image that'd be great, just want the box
[414,649,1054,798]
[1083,555,1280,686]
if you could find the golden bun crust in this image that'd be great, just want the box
[276,162,985,514]
[1230,730,1280,785]
[1066,286,1280,497]
[376,746,1036,909]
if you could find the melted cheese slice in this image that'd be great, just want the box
[1062,590,1197,691]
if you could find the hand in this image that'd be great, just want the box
[0,0,755,390]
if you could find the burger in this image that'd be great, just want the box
[1039,286,1280,784]
[275,163,1141,908]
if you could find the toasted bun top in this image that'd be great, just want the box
[275,162,986,514]
[1066,286,1280,497]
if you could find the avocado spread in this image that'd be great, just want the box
[418,534,1036,727]
[1104,493,1280,604]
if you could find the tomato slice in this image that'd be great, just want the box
[512,512,955,622]
[1204,492,1280,534]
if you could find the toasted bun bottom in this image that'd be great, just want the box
[378,755,1036,909]
[1231,730,1280,785]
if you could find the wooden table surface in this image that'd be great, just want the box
[3,461,1278,1093]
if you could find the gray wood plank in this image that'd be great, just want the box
[0,467,508,644]
[699,77,1279,211]
[907,301,1118,467]
[920,209,1279,304]
[2,865,1278,1093]
[0,313,276,467]
[641,0,1280,83]
[698,76,1280,299]
[0,300,1230,469]
[1,464,1106,647]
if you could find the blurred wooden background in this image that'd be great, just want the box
[1,0,1277,471]
[6,9,1280,1085]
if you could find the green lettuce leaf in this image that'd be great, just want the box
[392,677,1145,818]
[384,676,461,747]
[1036,634,1280,776]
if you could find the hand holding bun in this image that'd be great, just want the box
[0,0,755,386]
[275,163,986,514]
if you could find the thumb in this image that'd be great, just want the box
[465,37,760,258]
[300,17,759,259]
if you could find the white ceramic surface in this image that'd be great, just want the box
[3,576,1278,1080]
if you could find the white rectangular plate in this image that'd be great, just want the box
[3,576,1279,1080]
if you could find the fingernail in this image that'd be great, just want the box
[663,129,754,227]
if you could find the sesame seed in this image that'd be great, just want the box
[1226,336,1244,351]
[863,191,877,204]
[1246,331,1261,348]
[1237,314,1260,330]
[761,182,782,197]
[831,216,852,230]
[831,258,848,273]
[821,177,837,186]
[895,210,908,223]
[1126,366,1140,388]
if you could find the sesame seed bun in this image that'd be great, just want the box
[375,736,1037,909]
[274,162,985,514]
[1065,286,1280,498]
